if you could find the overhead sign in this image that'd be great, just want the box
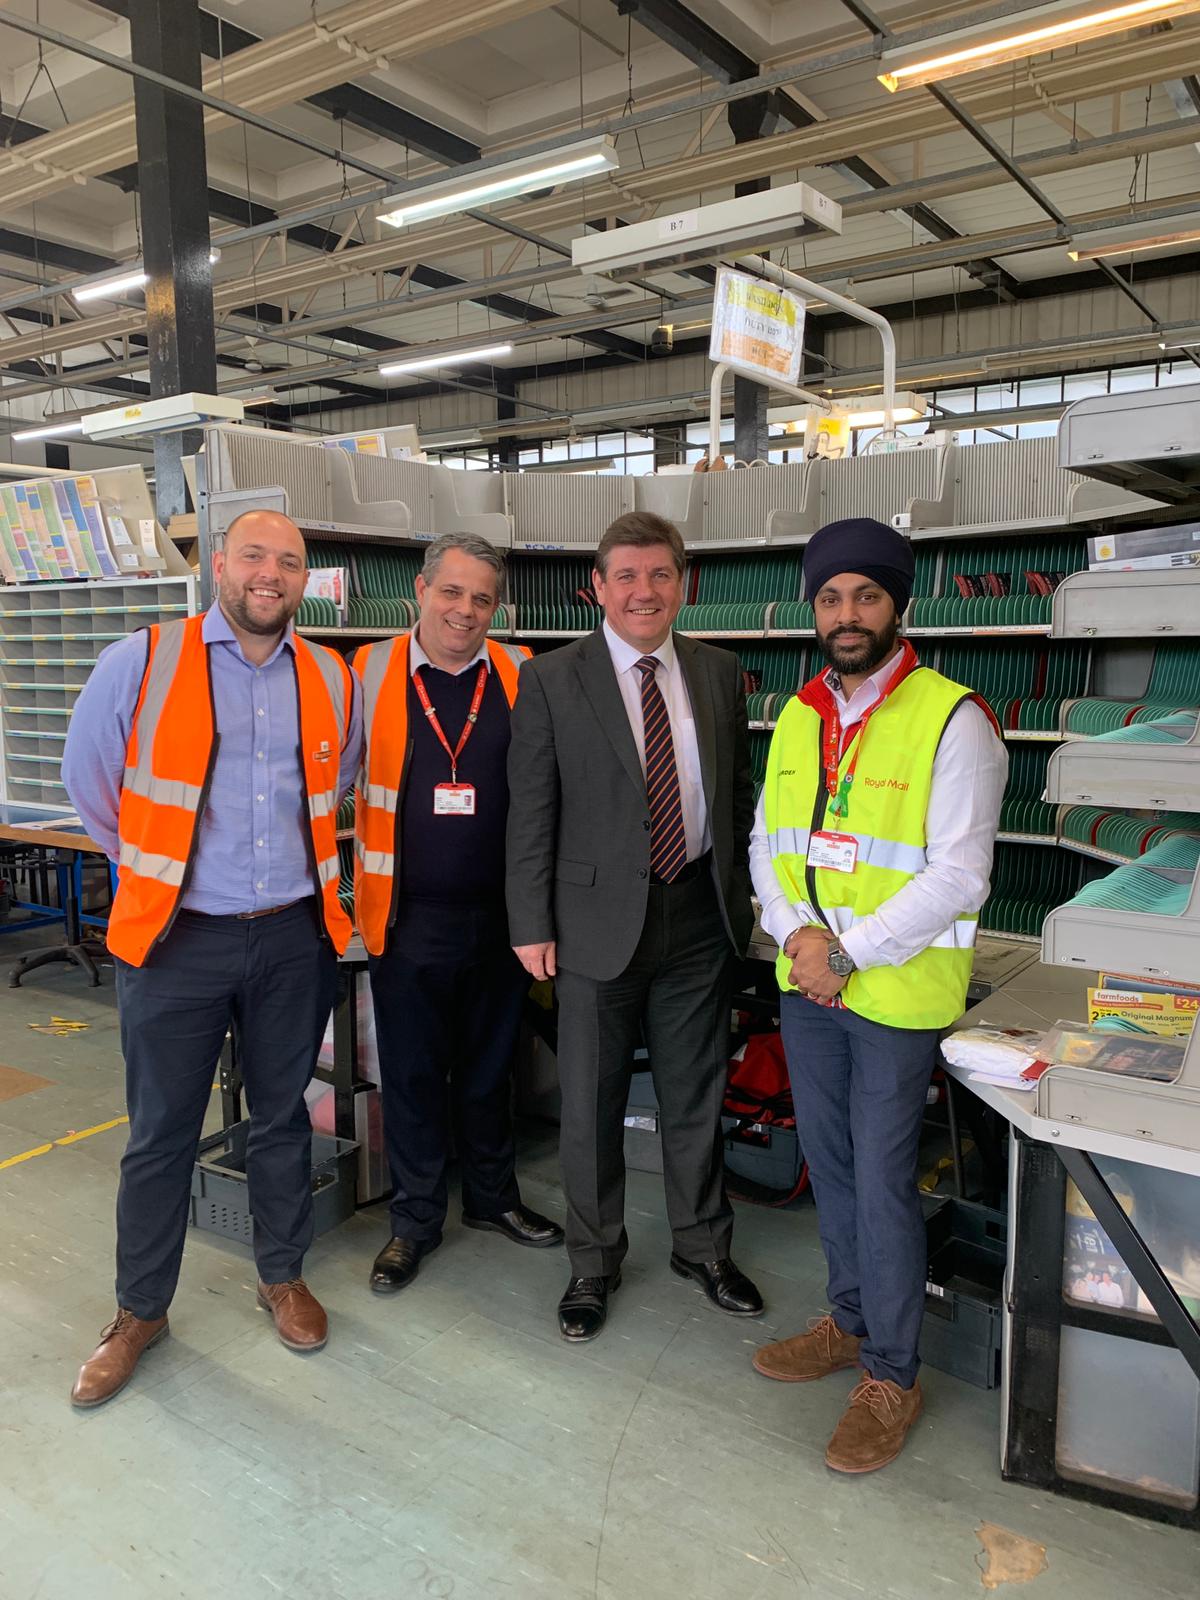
[709,267,806,387]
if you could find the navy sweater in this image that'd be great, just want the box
[399,662,512,904]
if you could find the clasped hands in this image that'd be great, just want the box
[783,925,848,1004]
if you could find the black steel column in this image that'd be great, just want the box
[128,0,217,524]
[728,93,778,465]
[495,373,520,470]
[653,424,683,470]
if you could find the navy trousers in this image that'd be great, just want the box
[369,897,525,1244]
[113,900,337,1320]
[780,993,940,1390]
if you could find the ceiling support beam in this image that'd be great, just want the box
[96,0,484,166]
[616,0,1019,301]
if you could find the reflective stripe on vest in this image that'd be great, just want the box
[106,615,353,967]
[762,666,992,1030]
[353,633,530,956]
[292,632,354,955]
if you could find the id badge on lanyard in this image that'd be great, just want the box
[808,830,859,874]
[414,662,487,817]
[433,782,476,815]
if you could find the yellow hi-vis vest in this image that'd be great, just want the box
[763,666,987,1030]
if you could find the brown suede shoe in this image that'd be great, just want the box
[825,1375,924,1474]
[70,1309,169,1408]
[752,1314,862,1382]
[256,1278,328,1352]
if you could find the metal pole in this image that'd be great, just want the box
[708,360,830,464]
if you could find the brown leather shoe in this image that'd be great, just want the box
[825,1375,923,1474]
[70,1309,169,1408]
[752,1314,861,1382]
[256,1278,328,1352]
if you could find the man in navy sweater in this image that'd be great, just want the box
[353,534,563,1292]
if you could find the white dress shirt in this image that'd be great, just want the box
[750,645,1008,970]
[603,619,710,861]
[409,626,491,677]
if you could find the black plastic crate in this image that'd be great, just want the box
[623,1071,663,1175]
[190,1120,359,1246]
[722,1115,804,1194]
[922,1194,1007,1389]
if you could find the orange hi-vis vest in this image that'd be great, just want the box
[353,632,530,956]
[106,613,354,967]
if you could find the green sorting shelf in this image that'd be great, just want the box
[1064,643,1200,736]
[979,840,1089,938]
[1061,835,1200,917]
[677,602,768,633]
[1088,713,1199,746]
[772,600,815,632]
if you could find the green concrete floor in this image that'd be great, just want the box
[0,926,1196,1600]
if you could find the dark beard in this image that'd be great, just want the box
[817,615,900,677]
[219,588,293,637]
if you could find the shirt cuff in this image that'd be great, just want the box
[838,923,878,971]
[760,897,817,950]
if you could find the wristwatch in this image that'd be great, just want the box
[827,943,856,978]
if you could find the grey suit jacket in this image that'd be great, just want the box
[505,626,755,982]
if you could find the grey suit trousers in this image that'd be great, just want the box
[554,869,735,1276]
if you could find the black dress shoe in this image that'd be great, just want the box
[557,1271,621,1342]
[670,1253,764,1316]
[370,1235,438,1294]
[462,1205,565,1248]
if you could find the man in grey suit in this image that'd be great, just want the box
[507,510,762,1341]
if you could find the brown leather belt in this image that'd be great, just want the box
[233,899,304,921]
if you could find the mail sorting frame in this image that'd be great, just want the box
[193,427,1200,948]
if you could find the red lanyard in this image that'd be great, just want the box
[821,643,918,819]
[412,662,488,783]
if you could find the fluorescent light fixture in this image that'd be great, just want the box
[521,456,617,473]
[878,1,1200,91]
[72,250,221,303]
[571,394,703,427]
[379,343,512,377]
[74,269,150,304]
[379,135,618,229]
[1068,226,1200,261]
[768,392,928,430]
[11,417,86,441]
[423,431,485,449]
[81,391,244,442]
[573,182,840,280]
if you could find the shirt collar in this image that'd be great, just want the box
[826,641,905,706]
[410,624,491,677]
[602,617,677,676]
[203,601,295,662]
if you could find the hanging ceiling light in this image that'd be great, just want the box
[72,250,222,304]
[768,393,929,430]
[877,1,1200,92]
[11,417,86,441]
[377,134,619,229]
[1068,225,1200,260]
[379,343,513,377]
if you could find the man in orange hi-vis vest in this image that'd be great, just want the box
[355,533,563,1296]
[62,510,361,1408]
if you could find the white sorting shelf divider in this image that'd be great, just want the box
[1045,720,1200,811]
[1052,568,1200,639]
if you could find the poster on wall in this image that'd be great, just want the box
[708,267,806,387]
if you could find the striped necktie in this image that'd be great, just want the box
[636,655,688,883]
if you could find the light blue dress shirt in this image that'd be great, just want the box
[62,603,361,915]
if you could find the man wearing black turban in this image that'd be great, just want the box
[748,517,1007,1473]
